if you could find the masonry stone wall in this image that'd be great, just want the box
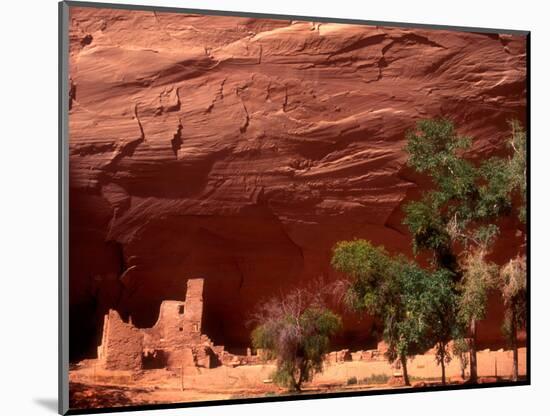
[97,310,143,371]
[97,278,220,371]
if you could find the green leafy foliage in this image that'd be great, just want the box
[404,119,527,263]
[476,157,513,219]
[406,119,477,232]
[329,118,526,386]
[332,240,458,382]
[406,119,472,176]
[331,240,398,315]
[400,267,459,371]
[251,289,342,391]
[384,262,441,363]
[403,118,527,382]
[452,338,470,379]
[402,198,452,258]
[476,122,525,222]
[507,120,527,223]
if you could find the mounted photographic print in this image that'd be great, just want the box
[59,1,530,414]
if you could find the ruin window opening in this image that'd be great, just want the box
[178,305,184,314]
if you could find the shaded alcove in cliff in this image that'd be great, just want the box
[68,191,402,360]
[68,184,526,362]
[69,196,307,359]
[68,191,126,361]
[115,203,307,347]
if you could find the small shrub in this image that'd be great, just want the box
[363,373,390,385]
[251,287,342,392]
[347,376,358,385]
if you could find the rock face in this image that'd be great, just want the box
[67,6,527,360]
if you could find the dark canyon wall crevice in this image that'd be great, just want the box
[68,7,527,361]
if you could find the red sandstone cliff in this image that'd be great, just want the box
[67,6,527,360]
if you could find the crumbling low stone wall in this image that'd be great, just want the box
[315,347,528,384]
[97,310,143,371]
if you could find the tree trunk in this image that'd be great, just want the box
[290,368,301,392]
[400,354,410,386]
[295,371,303,392]
[294,360,309,392]
[439,343,446,385]
[469,318,478,383]
[511,314,519,382]
[292,376,301,392]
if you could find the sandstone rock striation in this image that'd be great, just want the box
[68,7,527,360]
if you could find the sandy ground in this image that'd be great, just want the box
[69,380,409,409]
[69,347,527,410]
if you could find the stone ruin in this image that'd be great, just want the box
[97,278,259,372]
[96,278,398,374]
[326,341,390,365]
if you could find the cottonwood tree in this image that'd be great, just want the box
[251,287,342,392]
[331,240,456,386]
[493,121,527,381]
[504,120,527,224]
[456,246,498,380]
[498,255,527,381]
[452,338,470,380]
[403,118,527,382]
[405,267,459,385]
[331,240,414,385]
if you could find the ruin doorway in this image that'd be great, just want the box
[142,350,168,369]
